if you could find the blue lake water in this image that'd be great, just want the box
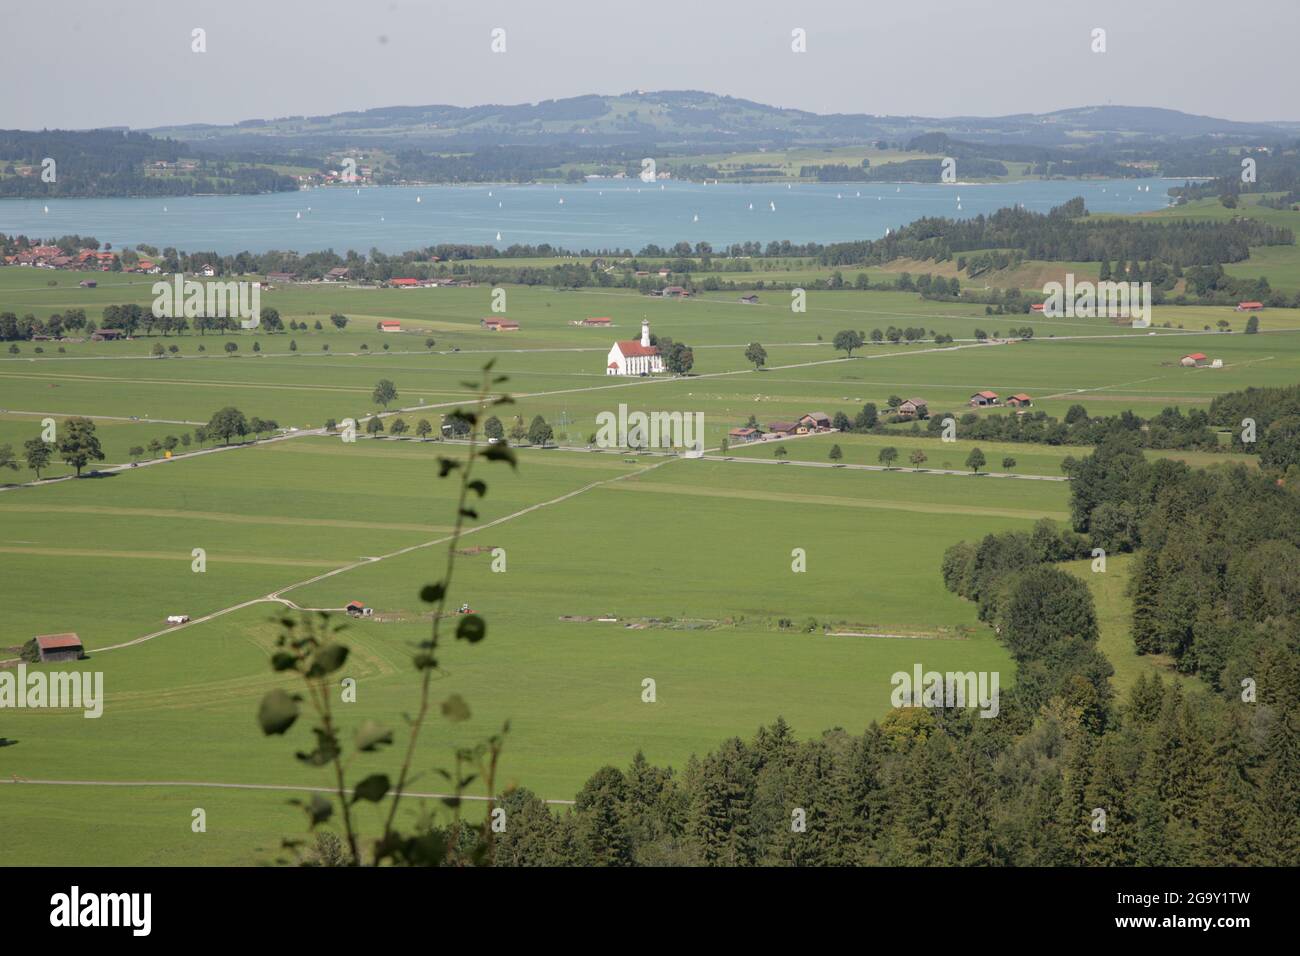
[0,179,1180,255]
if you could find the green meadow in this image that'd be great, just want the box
[1,265,1295,864]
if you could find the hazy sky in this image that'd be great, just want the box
[4,0,1297,130]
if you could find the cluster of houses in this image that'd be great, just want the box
[728,411,835,443]
[259,270,473,287]
[4,246,118,270]
[969,391,1033,408]
[1180,352,1223,368]
[481,317,521,331]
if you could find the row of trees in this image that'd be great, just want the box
[0,417,103,479]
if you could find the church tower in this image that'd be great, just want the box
[641,319,651,347]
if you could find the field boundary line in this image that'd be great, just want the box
[0,777,574,805]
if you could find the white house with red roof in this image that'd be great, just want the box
[607,320,665,376]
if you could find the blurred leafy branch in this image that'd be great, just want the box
[256,360,516,865]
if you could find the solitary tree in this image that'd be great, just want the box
[909,448,928,470]
[527,415,554,447]
[833,329,865,357]
[416,419,433,440]
[663,342,694,375]
[224,341,238,355]
[828,444,843,462]
[878,446,899,468]
[23,438,52,479]
[372,379,399,408]
[1001,456,1017,471]
[366,417,385,436]
[966,447,987,473]
[774,444,789,459]
[58,418,105,476]
[128,445,144,463]
[0,443,18,475]
[207,407,250,445]
[330,313,349,330]
[484,416,505,442]
[745,342,768,369]
[389,418,409,437]
[1245,315,1260,334]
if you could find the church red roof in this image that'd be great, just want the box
[615,340,659,357]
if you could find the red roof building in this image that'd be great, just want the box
[35,632,84,662]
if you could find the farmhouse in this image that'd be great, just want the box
[799,412,832,431]
[1181,352,1208,367]
[266,271,296,283]
[389,277,420,288]
[199,264,217,277]
[325,267,351,282]
[379,320,401,332]
[897,398,929,419]
[90,329,124,341]
[728,427,760,442]
[1236,301,1264,311]
[662,286,689,298]
[494,320,520,331]
[766,421,798,437]
[34,633,84,663]
[970,391,999,406]
[345,601,373,618]
[583,316,612,327]
[78,280,96,288]
[607,320,665,375]
[739,294,759,304]
[1007,394,1033,408]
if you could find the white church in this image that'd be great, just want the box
[606,319,666,376]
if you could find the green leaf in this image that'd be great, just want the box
[441,693,471,722]
[307,642,349,677]
[467,480,487,497]
[354,720,394,752]
[456,615,486,644]
[306,793,333,826]
[419,582,445,603]
[257,689,300,735]
[482,444,517,468]
[437,458,460,477]
[459,507,478,520]
[351,773,391,804]
[270,651,298,672]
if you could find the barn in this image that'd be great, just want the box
[34,633,84,663]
